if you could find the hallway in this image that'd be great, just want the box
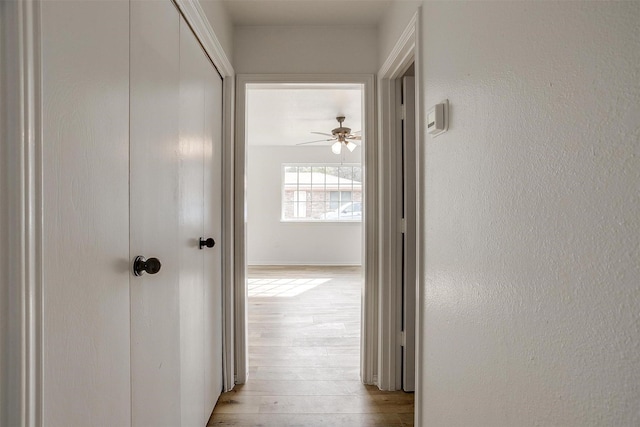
[209,266,414,426]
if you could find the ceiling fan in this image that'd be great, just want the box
[297,116,361,154]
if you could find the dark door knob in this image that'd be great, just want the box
[133,256,162,276]
[199,237,216,249]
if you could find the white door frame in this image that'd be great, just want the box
[1,2,237,425]
[171,0,236,393]
[377,5,424,421]
[1,1,44,425]
[401,75,417,392]
[234,74,378,385]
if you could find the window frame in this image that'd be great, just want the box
[281,163,363,223]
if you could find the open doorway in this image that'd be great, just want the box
[212,76,414,425]
[232,75,379,389]
[244,83,365,385]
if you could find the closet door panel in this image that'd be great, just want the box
[41,2,131,425]
[203,62,224,416]
[179,17,206,427]
[129,1,181,425]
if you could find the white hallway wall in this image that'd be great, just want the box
[234,25,377,74]
[247,146,362,265]
[381,1,640,426]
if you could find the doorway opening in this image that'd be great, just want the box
[245,83,364,383]
[233,75,378,388]
[212,76,415,424]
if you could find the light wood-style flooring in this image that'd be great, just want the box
[208,265,414,427]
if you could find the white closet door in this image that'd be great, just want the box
[41,2,131,426]
[129,1,182,425]
[179,17,207,427]
[203,55,224,417]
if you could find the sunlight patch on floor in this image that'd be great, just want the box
[248,278,331,297]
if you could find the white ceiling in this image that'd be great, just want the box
[246,84,363,147]
[221,0,393,26]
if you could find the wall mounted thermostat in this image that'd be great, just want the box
[427,99,448,137]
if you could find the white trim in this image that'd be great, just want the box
[172,0,233,77]
[401,75,417,392]
[220,76,236,392]
[361,74,379,386]
[414,10,424,426]
[378,12,418,78]
[173,0,237,391]
[234,77,249,385]
[376,6,422,397]
[235,74,378,386]
[376,77,404,391]
[1,0,44,425]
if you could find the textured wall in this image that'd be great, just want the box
[247,146,362,266]
[234,25,377,74]
[419,1,640,425]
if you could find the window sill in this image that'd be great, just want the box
[280,219,362,224]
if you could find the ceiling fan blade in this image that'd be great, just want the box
[311,131,334,137]
[346,135,362,140]
[296,138,334,145]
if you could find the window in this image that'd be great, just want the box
[329,191,351,210]
[282,164,362,222]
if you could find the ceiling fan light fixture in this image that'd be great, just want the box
[346,141,357,152]
[331,141,342,154]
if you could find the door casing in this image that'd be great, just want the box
[171,0,236,393]
[1,1,44,425]
[234,74,378,385]
[377,6,424,423]
[401,74,417,393]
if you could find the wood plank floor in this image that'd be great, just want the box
[208,265,414,427]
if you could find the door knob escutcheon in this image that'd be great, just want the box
[133,256,162,276]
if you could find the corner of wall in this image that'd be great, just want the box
[377,0,421,71]
[195,0,234,71]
